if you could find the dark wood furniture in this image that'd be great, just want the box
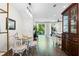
[62,3,79,56]
[2,49,13,56]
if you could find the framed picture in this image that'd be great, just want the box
[6,18,16,30]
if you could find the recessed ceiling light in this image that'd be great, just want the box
[28,3,31,6]
[63,6,66,8]
[53,4,56,7]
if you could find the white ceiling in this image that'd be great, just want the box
[12,3,71,21]
[31,3,71,20]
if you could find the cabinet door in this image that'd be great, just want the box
[70,5,77,33]
[71,42,78,56]
[62,34,66,51]
[63,12,69,32]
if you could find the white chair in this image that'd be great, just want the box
[12,33,27,56]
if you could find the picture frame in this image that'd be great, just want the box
[6,18,16,30]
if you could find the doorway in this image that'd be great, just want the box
[33,23,45,41]
[33,22,62,55]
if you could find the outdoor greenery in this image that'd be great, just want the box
[34,24,45,35]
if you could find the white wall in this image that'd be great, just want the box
[9,3,33,49]
[0,4,8,51]
[0,3,33,51]
[53,22,62,34]
[9,4,24,49]
[34,18,57,23]
[20,12,33,38]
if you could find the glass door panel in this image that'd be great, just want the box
[71,6,77,33]
[63,13,69,32]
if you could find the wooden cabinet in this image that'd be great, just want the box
[62,3,79,56]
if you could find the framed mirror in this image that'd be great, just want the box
[6,18,16,30]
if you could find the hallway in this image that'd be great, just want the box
[35,35,67,56]
[0,3,78,56]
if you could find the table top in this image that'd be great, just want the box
[14,45,27,51]
[16,35,32,40]
[13,45,27,53]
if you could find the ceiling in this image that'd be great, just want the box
[31,3,71,19]
[12,3,71,21]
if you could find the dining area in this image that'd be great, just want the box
[13,33,37,56]
[0,3,36,56]
[12,34,32,56]
[0,33,37,56]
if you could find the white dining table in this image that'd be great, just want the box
[13,35,32,56]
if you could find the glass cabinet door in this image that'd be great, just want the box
[63,13,69,32]
[71,6,77,33]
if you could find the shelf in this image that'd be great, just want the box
[62,3,79,56]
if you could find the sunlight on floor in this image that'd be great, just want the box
[36,35,66,56]
[36,35,57,55]
[37,35,47,55]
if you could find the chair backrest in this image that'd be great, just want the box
[14,33,22,47]
[22,49,28,56]
[13,53,20,56]
[2,49,13,56]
